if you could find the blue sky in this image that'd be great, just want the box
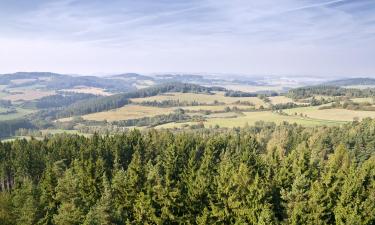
[0,0,374,76]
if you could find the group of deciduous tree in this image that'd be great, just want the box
[0,119,375,224]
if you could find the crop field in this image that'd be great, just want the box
[131,92,268,108]
[179,104,254,112]
[351,97,374,103]
[82,104,174,121]
[269,96,296,104]
[284,106,375,121]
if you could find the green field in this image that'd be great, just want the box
[156,111,347,129]
[0,107,35,121]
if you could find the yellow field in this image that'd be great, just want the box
[269,96,296,104]
[178,105,253,112]
[62,86,112,96]
[284,106,375,121]
[82,105,173,121]
[351,98,374,103]
[131,92,267,108]
[156,111,346,129]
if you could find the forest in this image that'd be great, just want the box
[0,119,375,224]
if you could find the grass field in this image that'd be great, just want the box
[284,106,375,121]
[131,92,268,108]
[0,107,35,121]
[157,111,347,129]
[82,105,174,121]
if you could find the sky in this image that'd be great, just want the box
[0,0,374,76]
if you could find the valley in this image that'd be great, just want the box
[1,72,375,140]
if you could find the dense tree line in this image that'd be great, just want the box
[0,72,134,92]
[319,100,375,111]
[287,85,375,99]
[0,119,375,224]
[324,78,375,86]
[225,90,278,97]
[24,93,98,109]
[59,82,226,118]
[271,102,300,110]
[0,100,12,107]
[0,119,35,138]
[225,91,258,97]
[112,112,191,127]
[134,99,225,108]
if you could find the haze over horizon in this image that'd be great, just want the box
[0,0,374,76]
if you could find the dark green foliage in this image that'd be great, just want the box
[0,72,133,92]
[324,78,375,86]
[225,90,278,97]
[112,111,191,127]
[0,120,375,224]
[288,85,375,99]
[225,90,258,97]
[271,102,300,110]
[27,92,97,109]
[0,100,11,108]
[0,119,35,138]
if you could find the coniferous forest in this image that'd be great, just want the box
[1,119,375,224]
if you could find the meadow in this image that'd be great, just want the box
[156,111,347,129]
[284,106,375,122]
[0,107,35,121]
[59,91,375,129]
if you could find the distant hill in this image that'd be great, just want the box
[110,73,155,81]
[58,82,226,118]
[324,78,375,86]
[0,72,135,92]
